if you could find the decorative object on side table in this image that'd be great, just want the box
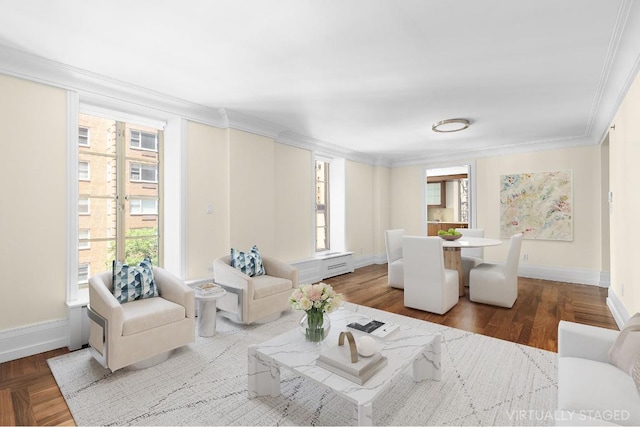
[289,282,342,343]
[196,282,224,296]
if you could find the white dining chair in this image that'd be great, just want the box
[455,228,484,286]
[385,229,405,289]
[403,236,459,315]
[469,233,523,308]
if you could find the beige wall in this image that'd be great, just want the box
[274,143,314,261]
[186,122,230,278]
[390,165,424,236]
[476,146,603,266]
[389,146,604,271]
[609,71,640,316]
[0,75,68,329]
[186,126,314,272]
[346,161,375,261]
[372,166,391,256]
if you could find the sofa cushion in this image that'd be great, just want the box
[112,258,158,304]
[610,313,640,375]
[230,245,265,277]
[121,297,186,336]
[558,357,640,426]
[252,275,292,300]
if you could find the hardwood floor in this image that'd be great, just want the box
[0,264,618,426]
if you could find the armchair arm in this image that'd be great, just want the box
[153,267,195,319]
[558,320,619,362]
[262,256,298,288]
[213,256,253,294]
[88,272,124,340]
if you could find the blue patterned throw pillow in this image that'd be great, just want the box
[230,245,265,277]
[112,257,159,304]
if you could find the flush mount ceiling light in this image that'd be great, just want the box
[432,118,470,133]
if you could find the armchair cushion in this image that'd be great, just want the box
[112,258,158,304]
[230,245,265,277]
[610,313,640,375]
[253,275,293,299]
[121,297,186,336]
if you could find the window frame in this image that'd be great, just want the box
[130,129,158,152]
[78,161,90,181]
[315,159,330,252]
[78,126,90,147]
[130,162,158,183]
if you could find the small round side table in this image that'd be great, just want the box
[195,287,227,337]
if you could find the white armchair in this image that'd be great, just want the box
[87,267,195,372]
[385,229,405,289]
[455,228,484,286]
[557,320,640,425]
[403,236,459,315]
[469,233,522,308]
[213,255,298,324]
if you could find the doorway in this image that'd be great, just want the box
[425,165,472,236]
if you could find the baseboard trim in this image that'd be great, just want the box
[517,265,607,287]
[606,287,630,329]
[0,319,69,364]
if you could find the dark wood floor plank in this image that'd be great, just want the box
[0,263,618,426]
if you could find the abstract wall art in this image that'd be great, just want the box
[500,170,573,241]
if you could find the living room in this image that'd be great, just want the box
[1,1,640,425]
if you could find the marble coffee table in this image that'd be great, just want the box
[248,308,441,425]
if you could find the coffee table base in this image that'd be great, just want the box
[248,336,441,426]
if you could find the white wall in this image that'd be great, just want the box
[0,74,68,330]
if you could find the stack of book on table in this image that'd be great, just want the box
[316,342,387,385]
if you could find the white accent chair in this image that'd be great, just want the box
[87,267,195,372]
[403,236,459,315]
[469,233,523,308]
[557,321,640,426]
[385,229,405,289]
[455,228,484,286]
[213,255,298,324]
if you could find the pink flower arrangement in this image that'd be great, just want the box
[289,282,342,314]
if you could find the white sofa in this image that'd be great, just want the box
[384,229,404,289]
[557,320,640,426]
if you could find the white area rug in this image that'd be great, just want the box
[48,303,557,426]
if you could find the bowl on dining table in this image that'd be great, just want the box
[439,234,462,241]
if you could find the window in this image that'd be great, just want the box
[130,163,158,183]
[79,161,90,181]
[79,197,90,215]
[426,181,446,207]
[78,263,90,285]
[77,113,162,289]
[315,160,330,251]
[78,127,89,146]
[130,198,158,215]
[130,129,158,151]
[79,229,90,249]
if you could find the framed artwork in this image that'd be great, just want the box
[500,170,573,241]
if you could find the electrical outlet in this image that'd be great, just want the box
[522,253,529,261]
[208,266,214,272]
[621,282,625,297]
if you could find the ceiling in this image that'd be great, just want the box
[1,0,639,164]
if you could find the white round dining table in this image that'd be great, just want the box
[441,236,502,296]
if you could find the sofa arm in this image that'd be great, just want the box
[262,256,298,288]
[154,267,195,319]
[558,320,619,362]
[88,272,124,338]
